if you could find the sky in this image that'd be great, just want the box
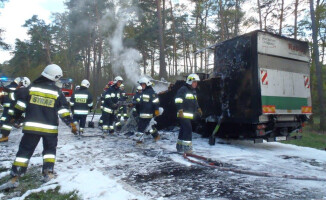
[0,0,65,63]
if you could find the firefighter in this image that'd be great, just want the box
[175,73,202,154]
[0,77,31,143]
[102,76,123,134]
[0,77,22,142]
[99,81,113,128]
[131,85,142,117]
[135,77,160,141]
[2,64,77,188]
[117,83,128,121]
[70,79,93,135]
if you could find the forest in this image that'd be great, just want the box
[0,0,326,130]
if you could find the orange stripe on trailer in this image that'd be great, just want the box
[262,105,276,113]
[301,106,312,114]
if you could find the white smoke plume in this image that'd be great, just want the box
[108,5,142,85]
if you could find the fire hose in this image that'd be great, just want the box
[183,153,326,182]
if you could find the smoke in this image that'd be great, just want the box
[108,5,142,85]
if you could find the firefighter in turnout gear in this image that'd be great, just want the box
[0,77,22,142]
[0,77,31,143]
[4,64,77,187]
[175,74,201,154]
[135,77,160,141]
[70,79,93,135]
[118,84,128,120]
[99,81,113,128]
[131,85,142,117]
[102,76,123,134]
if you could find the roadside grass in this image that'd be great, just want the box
[0,167,81,200]
[25,187,80,200]
[281,122,326,150]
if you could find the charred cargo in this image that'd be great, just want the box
[156,30,311,142]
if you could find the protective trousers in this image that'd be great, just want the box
[11,133,58,177]
[0,107,9,127]
[73,114,87,132]
[176,118,193,153]
[102,112,115,133]
[138,118,158,138]
[0,114,13,137]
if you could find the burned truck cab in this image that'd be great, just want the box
[157,30,311,143]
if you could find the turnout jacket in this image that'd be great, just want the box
[70,86,93,115]
[13,76,73,136]
[137,86,159,119]
[132,92,142,113]
[1,81,19,110]
[103,84,121,114]
[175,84,199,120]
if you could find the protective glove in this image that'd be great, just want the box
[198,108,203,117]
[70,123,77,135]
[154,109,160,117]
[178,109,184,118]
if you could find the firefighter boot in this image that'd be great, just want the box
[176,143,184,154]
[43,172,55,182]
[183,144,193,154]
[150,128,160,142]
[0,176,19,191]
[0,134,8,142]
[79,128,84,136]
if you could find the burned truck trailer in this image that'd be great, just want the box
[157,30,312,142]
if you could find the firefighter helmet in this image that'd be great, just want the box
[186,74,200,85]
[22,77,31,87]
[138,77,152,86]
[14,77,22,85]
[137,85,142,91]
[75,85,80,90]
[41,64,63,81]
[81,79,90,88]
[113,76,123,84]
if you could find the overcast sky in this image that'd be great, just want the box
[0,0,65,63]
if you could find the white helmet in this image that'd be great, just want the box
[137,85,142,91]
[81,79,90,88]
[14,77,22,85]
[138,77,152,86]
[113,76,123,84]
[21,77,31,87]
[41,64,63,81]
[75,85,80,90]
[186,73,200,85]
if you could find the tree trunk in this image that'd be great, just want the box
[169,0,178,76]
[257,0,263,30]
[279,0,284,35]
[45,42,52,64]
[219,0,225,40]
[151,49,155,77]
[156,0,167,79]
[294,0,298,39]
[141,48,147,75]
[310,0,326,131]
[235,0,240,36]
[86,47,91,80]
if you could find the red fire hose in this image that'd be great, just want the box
[183,153,326,182]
